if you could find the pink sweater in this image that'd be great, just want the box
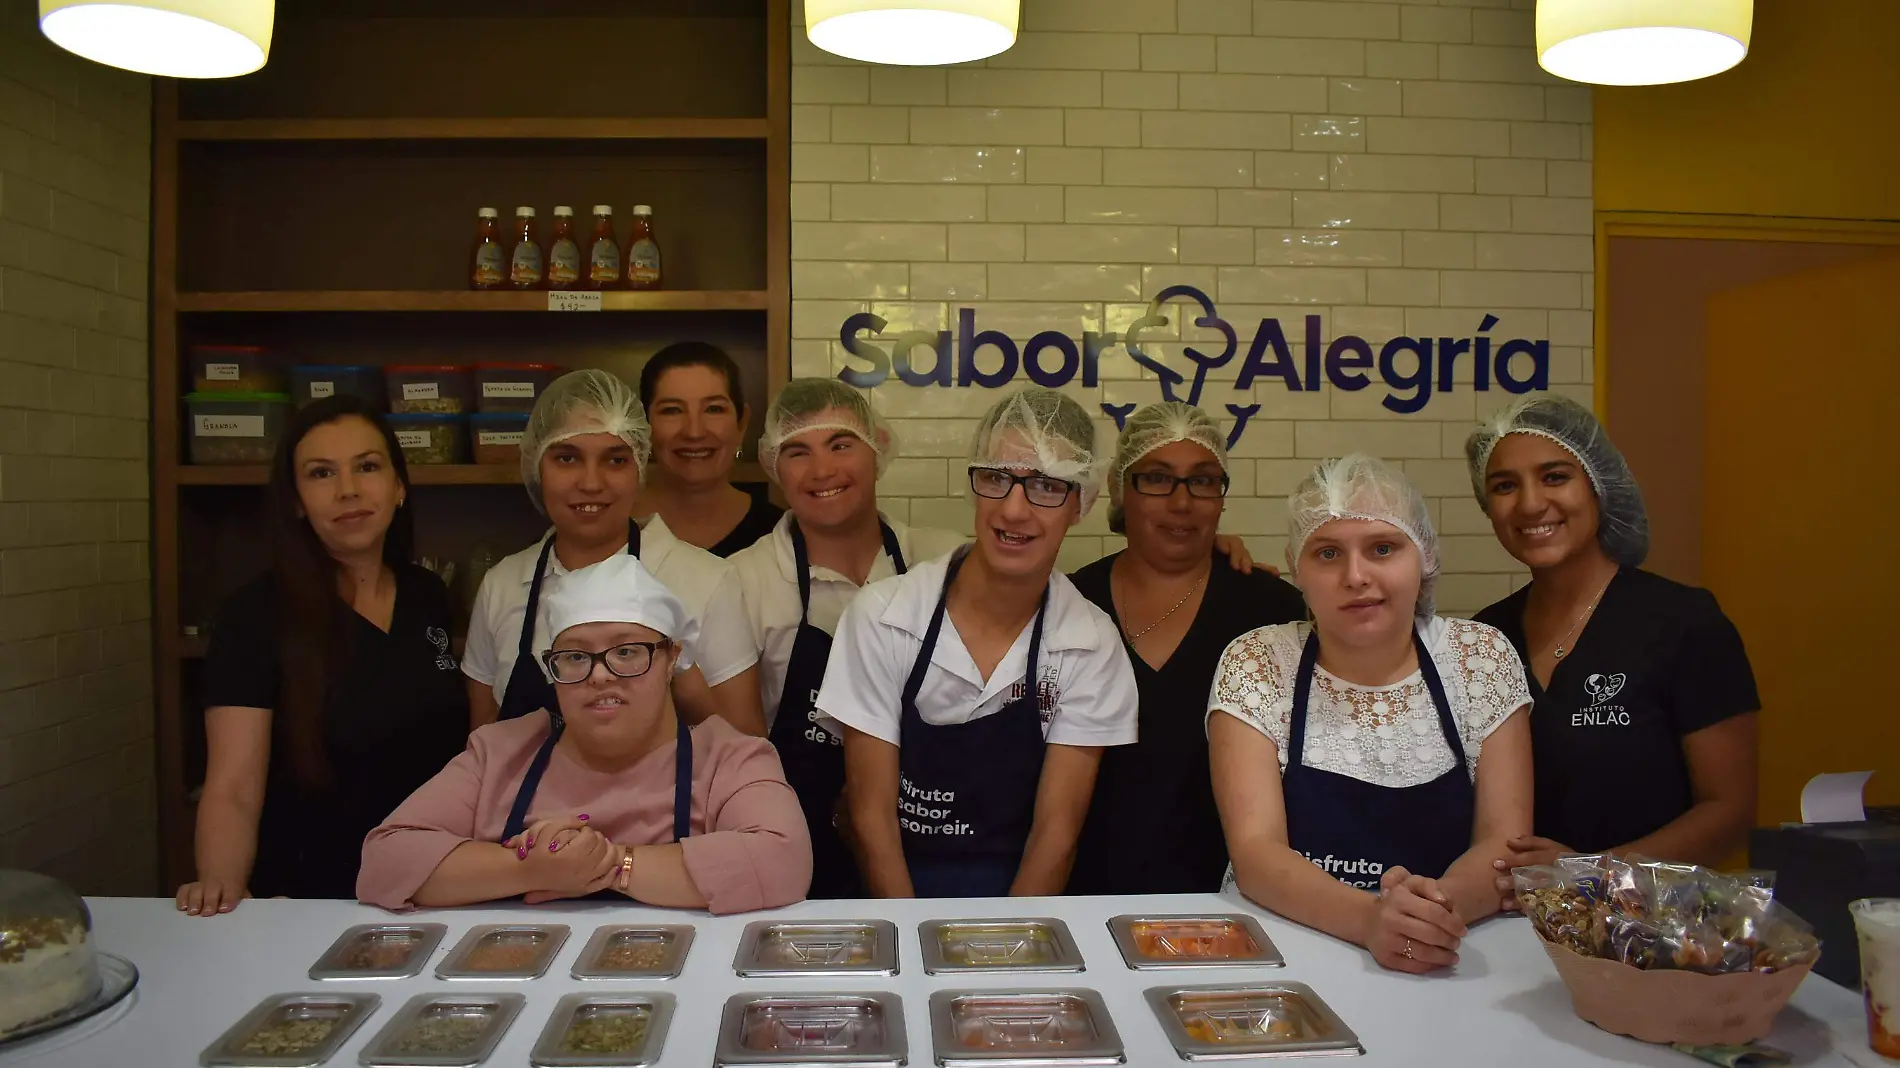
[357,713,812,914]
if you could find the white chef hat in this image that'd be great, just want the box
[538,553,700,671]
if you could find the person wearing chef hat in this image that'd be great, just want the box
[357,552,812,913]
[815,386,1140,899]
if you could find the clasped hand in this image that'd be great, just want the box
[501,813,631,904]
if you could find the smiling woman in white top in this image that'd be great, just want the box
[462,369,763,736]
[1208,454,1533,975]
[816,387,1139,899]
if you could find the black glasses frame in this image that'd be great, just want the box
[968,467,1078,508]
[1128,471,1231,499]
[541,641,667,685]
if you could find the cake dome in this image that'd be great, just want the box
[0,870,100,1036]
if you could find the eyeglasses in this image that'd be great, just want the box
[1129,471,1230,499]
[969,467,1077,508]
[542,641,666,685]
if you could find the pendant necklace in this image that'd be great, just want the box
[1548,574,1614,660]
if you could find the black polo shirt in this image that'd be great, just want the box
[1474,567,1758,854]
[1065,550,1307,895]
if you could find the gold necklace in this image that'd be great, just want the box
[1123,572,1206,642]
[1548,574,1614,660]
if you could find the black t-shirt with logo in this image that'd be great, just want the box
[1474,567,1758,853]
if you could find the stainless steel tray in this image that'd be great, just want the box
[199,991,379,1068]
[1106,914,1283,970]
[570,924,694,980]
[529,992,675,1068]
[434,924,569,980]
[732,920,899,978]
[918,918,1084,975]
[1144,982,1363,1059]
[928,989,1123,1066]
[358,992,526,1068]
[713,991,907,1067]
[309,923,447,980]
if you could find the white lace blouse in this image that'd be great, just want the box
[1205,617,1531,788]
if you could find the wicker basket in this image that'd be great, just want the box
[1540,939,1816,1045]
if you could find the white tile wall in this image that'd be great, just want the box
[792,0,1587,610]
[0,12,155,894]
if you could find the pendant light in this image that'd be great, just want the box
[806,0,1018,66]
[40,0,274,79]
[1537,0,1751,86]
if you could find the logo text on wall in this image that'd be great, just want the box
[835,285,1550,448]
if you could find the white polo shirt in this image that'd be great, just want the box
[731,513,969,726]
[463,514,760,708]
[814,550,1139,749]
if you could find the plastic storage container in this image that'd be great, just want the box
[185,392,291,465]
[468,412,529,467]
[290,365,384,409]
[473,362,559,413]
[189,344,283,394]
[389,412,466,465]
[386,365,473,414]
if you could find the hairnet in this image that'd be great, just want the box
[521,369,652,515]
[1287,454,1440,620]
[538,553,699,679]
[1107,401,1228,534]
[968,387,1105,515]
[758,377,896,482]
[1464,395,1649,567]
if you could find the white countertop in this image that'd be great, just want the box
[0,893,1874,1067]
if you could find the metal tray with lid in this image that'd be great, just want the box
[529,992,675,1067]
[199,992,379,1068]
[358,992,525,1068]
[570,924,694,980]
[307,923,447,980]
[1144,982,1364,1059]
[712,991,907,1067]
[732,920,899,978]
[919,918,1084,975]
[928,989,1123,1066]
[1106,915,1283,970]
[434,923,569,980]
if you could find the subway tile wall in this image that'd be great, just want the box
[790,0,1591,613]
[0,13,156,893]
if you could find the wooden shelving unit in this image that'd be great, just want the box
[150,0,791,889]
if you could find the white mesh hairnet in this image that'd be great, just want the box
[968,387,1106,515]
[1464,395,1650,567]
[1107,401,1228,534]
[1287,454,1440,620]
[758,377,896,482]
[521,369,652,515]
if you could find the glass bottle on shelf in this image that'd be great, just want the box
[625,204,662,290]
[546,206,581,291]
[586,205,621,291]
[469,207,504,290]
[508,207,544,290]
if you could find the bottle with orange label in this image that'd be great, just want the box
[508,207,544,289]
[546,206,582,291]
[469,207,504,290]
[625,204,662,290]
[586,205,621,291]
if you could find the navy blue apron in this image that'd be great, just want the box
[769,520,907,900]
[497,521,641,723]
[1281,627,1474,884]
[897,551,1050,898]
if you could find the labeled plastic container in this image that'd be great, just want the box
[469,411,530,467]
[290,364,384,410]
[474,362,559,413]
[387,364,473,414]
[185,392,291,465]
[189,344,283,394]
[388,412,467,466]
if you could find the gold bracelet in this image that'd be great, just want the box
[618,850,634,892]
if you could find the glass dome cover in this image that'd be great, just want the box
[0,869,100,1036]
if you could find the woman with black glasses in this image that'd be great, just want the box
[816,387,1138,898]
[1067,402,1305,895]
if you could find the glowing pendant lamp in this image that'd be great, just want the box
[40,0,273,79]
[806,0,1018,66]
[1537,0,1750,85]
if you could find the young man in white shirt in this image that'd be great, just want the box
[816,387,1139,898]
[730,378,967,898]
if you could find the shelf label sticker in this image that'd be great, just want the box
[401,382,440,401]
[548,291,603,312]
[308,381,335,399]
[195,414,265,438]
[482,382,536,399]
[395,430,430,449]
[204,362,241,381]
[477,431,525,446]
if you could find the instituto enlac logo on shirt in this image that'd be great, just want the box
[1575,672,1629,727]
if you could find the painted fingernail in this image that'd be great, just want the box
[517,847,527,859]
[578,814,589,821]
[549,842,560,852]
[526,836,534,848]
